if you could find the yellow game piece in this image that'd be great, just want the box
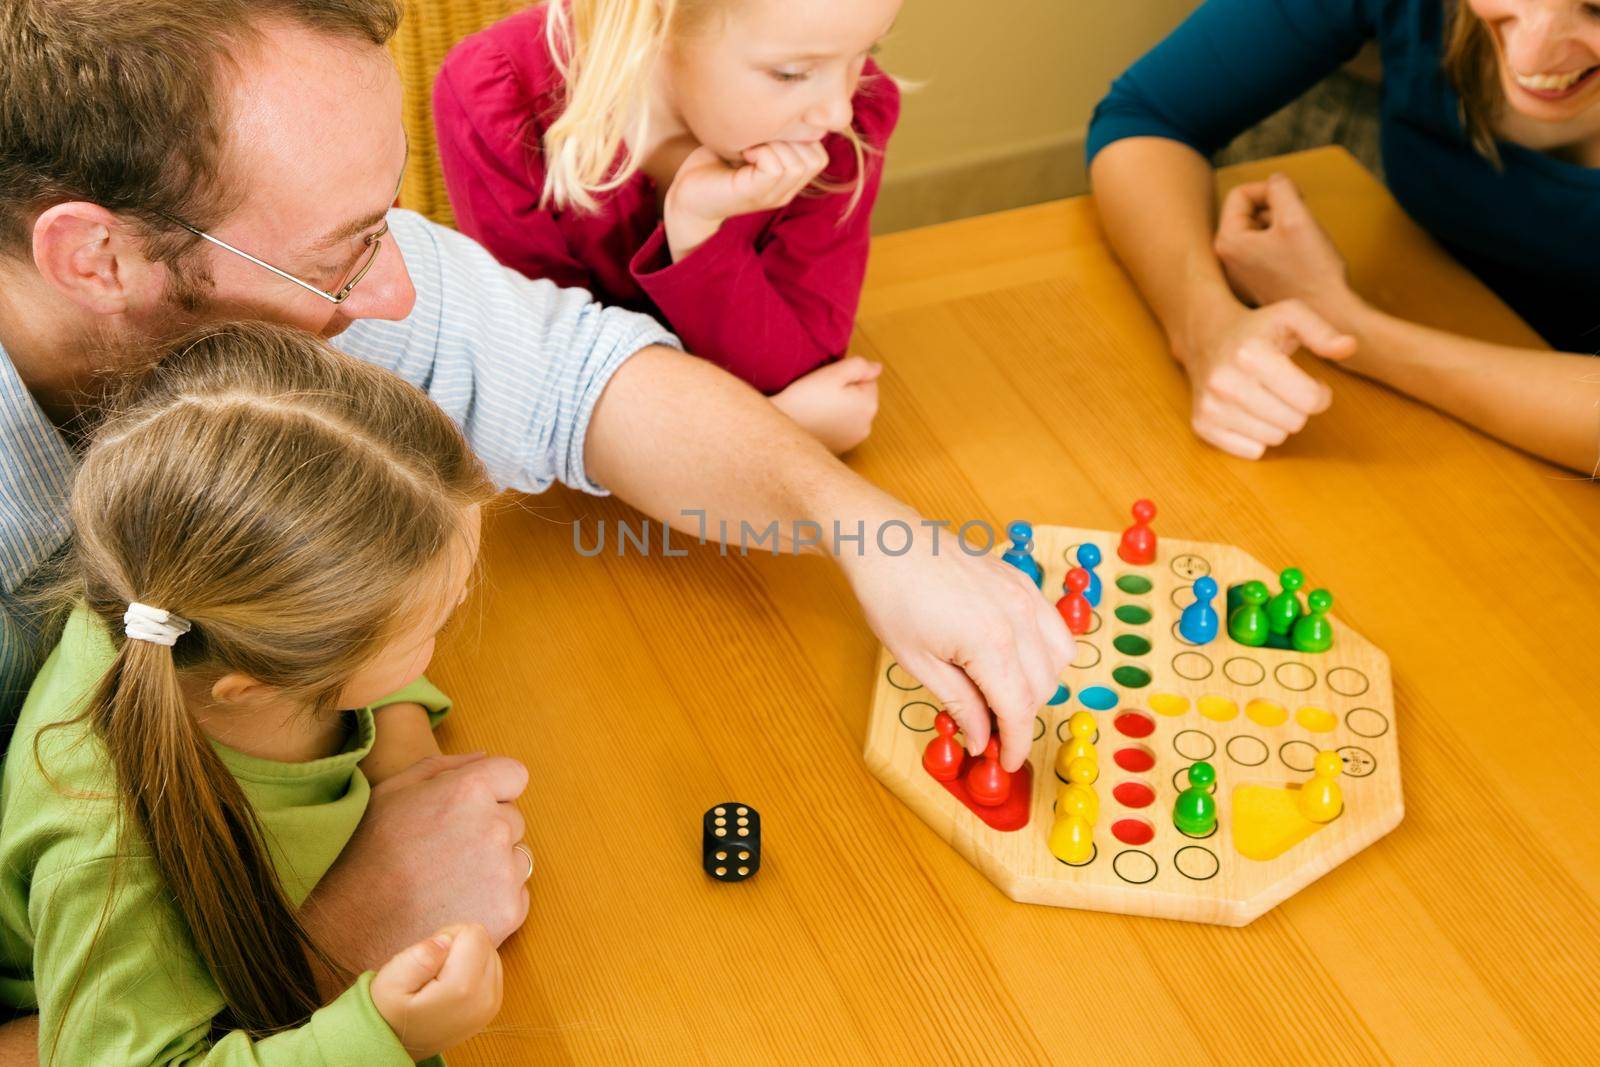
[1065,756,1098,786]
[1054,734,1096,779]
[1068,711,1096,741]
[1048,812,1094,864]
[1297,750,1344,823]
[1056,782,1099,825]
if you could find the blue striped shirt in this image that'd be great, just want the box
[0,208,678,715]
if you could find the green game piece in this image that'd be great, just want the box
[1265,567,1305,638]
[1226,582,1247,616]
[1227,580,1270,647]
[1291,589,1335,653]
[1174,762,1218,836]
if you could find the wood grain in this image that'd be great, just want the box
[430,148,1600,1065]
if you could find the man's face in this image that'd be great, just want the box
[167,21,416,338]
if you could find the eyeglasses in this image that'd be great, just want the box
[158,213,388,305]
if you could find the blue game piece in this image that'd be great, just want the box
[1179,576,1220,645]
[1075,543,1103,608]
[1001,520,1044,589]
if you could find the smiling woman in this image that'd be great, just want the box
[1085,0,1600,472]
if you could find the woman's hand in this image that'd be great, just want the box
[1213,173,1361,322]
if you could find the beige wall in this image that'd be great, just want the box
[871,0,1198,233]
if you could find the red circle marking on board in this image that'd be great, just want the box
[1112,818,1155,846]
[1112,781,1156,808]
[1113,746,1156,773]
[1114,711,1155,738]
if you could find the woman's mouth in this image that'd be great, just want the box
[1512,64,1600,101]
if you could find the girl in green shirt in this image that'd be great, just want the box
[0,322,504,1064]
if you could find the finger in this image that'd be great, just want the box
[766,140,805,175]
[381,751,487,790]
[435,923,495,988]
[1208,394,1294,448]
[1263,173,1311,224]
[908,656,991,756]
[1193,414,1269,459]
[378,932,453,994]
[455,756,530,803]
[1032,595,1075,679]
[497,802,526,844]
[1218,182,1270,236]
[1232,375,1312,436]
[957,640,1039,770]
[834,355,883,382]
[1237,339,1334,415]
[1269,300,1357,362]
[998,618,1059,771]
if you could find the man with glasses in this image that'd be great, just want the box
[0,1,1072,1055]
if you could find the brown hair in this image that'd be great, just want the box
[0,0,401,267]
[1443,0,1503,163]
[50,321,490,1042]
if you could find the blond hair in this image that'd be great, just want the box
[46,321,490,1044]
[540,0,875,214]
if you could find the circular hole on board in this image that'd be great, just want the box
[1226,735,1269,767]
[1080,686,1119,711]
[1048,683,1071,706]
[1112,818,1156,846]
[1113,634,1152,657]
[897,701,940,732]
[1172,651,1214,681]
[1115,573,1153,595]
[1295,706,1337,733]
[1114,604,1153,625]
[1170,553,1211,581]
[1223,657,1266,686]
[1245,699,1288,727]
[1172,729,1217,761]
[1197,695,1238,722]
[886,662,923,691]
[1112,849,1159,885]
[1071,641,1102,670]
[1112,665,1153,689]
[1279,740,1319,773]
[1171,584,1194,610]
[1345,707,1390,738]
[1170,621,1201,648]
[1338,745,1378,777]
[1327,667,1370,697]
[1034,716,1047,741]
[1055,842,1098,868]
[1086,610,1104,636]
[1114,745,1156,773]
[1274,662,1317,692]
[1114,710,1155,738]
[1174,845,1221,881]
[1112,781,1156,809]
[1149,692,1190,717]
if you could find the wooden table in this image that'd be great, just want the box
[433,147,1600,1064]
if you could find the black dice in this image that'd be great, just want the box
[702,803,760,882]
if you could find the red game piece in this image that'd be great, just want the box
[921,711,964,782]
[1117,499,1157,564]
[1056,566,1092,635]
[965,737,1011,807]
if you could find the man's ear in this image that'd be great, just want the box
[211,671,279,708]
[31,203,167,316]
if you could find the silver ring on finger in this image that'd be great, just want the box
[513,843,534,881]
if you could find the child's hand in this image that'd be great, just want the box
[370,923,503,1060]
[770,356,883,454]
[664,141,831,260]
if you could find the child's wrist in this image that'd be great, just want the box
[663,201,725,262]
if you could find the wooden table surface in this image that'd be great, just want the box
[432,147,1600,1065]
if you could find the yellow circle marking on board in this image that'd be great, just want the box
[1295,706,1337,732]
[1245,699,1288,727]
[1197,695,1239,722]
[1149,693,1190,717]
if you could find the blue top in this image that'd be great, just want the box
[1087,0,1600,353]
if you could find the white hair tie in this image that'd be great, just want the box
[123,603,191,647]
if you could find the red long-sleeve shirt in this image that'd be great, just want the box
[433,5,900,394]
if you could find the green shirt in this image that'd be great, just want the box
[0,605,451,1065]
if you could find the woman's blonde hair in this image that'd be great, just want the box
[540,0,876,214]
[47,321,491,1043]
[1442,0,1502,163]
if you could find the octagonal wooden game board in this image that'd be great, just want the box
[864,521,1403,926]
